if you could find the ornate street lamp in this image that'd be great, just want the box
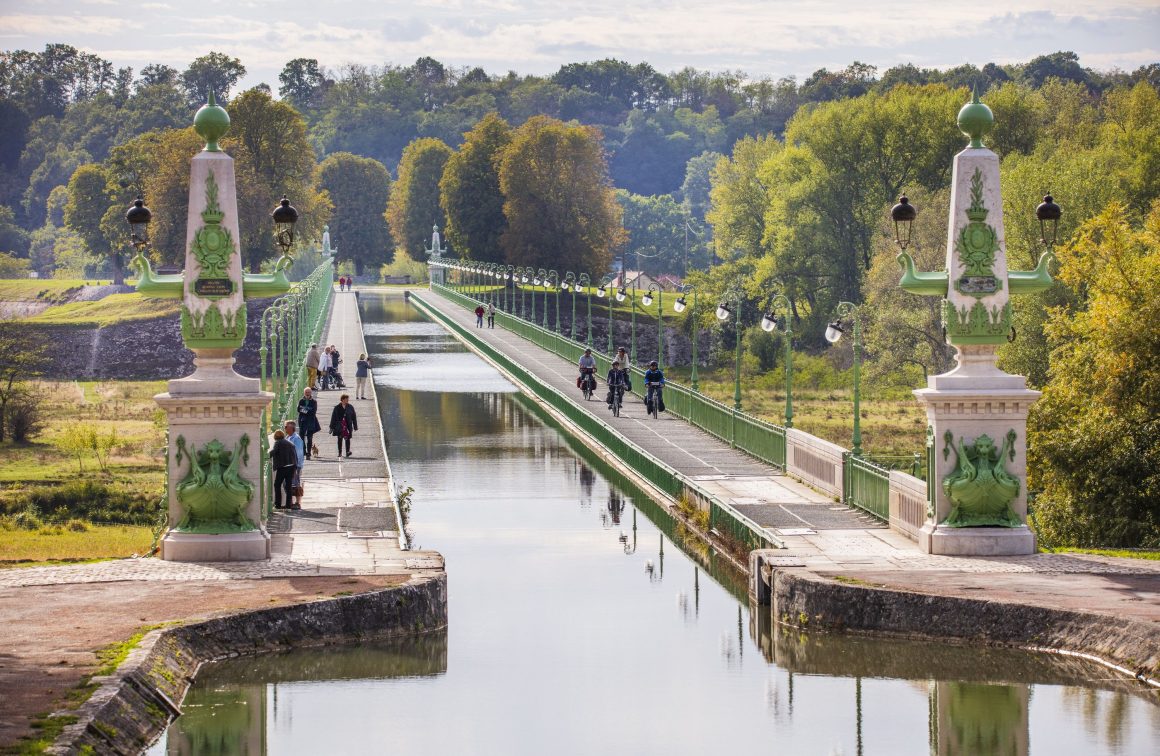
[518,267,530,318]
[673,284,699,392]
[125,195,152,270]
[503,265,514,313]
[715,297,743,411]
[563,272,577,339]
[596,277,615,355]
[890,195,916,251]
[760,295,795,428]
[1036,194,1061,249]
[825,301,862,457]
[642,283,664,367]
[546,269,559,330]
[577,273,592,347]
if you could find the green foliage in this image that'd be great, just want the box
[0,205,30,255]
[0,251,30,278]
[379,255,429,284]
[317,151,392,275]
[180,51,246,106]
[226,88,328,273]
[616,190,690,275]
[386,137,453,260]
[498,116,624,274]
[1029,202,1160,548]
[439,112,511,263]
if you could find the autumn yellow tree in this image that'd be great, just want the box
[497,115,624,274]
[1028,200,1160,548]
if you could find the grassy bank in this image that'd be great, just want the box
[0,380,166,560]
[669,366,927,459]
[22,293,179,327]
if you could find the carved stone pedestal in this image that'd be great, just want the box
[157,353,273,562]
[914,346,1038,556]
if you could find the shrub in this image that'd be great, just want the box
[6,391,44,442]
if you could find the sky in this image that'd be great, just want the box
[1,0,1158,89]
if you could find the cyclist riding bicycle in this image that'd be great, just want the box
[606,360,631,410]
[643,360,665,414]
[578,348,597,394]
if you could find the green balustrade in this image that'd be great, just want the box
[843,453,891,521]
[257,259,334,515]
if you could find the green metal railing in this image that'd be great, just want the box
[411,290,780,552]
[843,452,891,521]
[432,281,787,469]
[258,260,335,516]
[431,277,900,531]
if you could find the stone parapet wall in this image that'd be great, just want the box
[889,470,928,541]
[786,429,844,498]
[47,573,447,755]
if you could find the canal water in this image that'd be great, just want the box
[151,292,1158,755]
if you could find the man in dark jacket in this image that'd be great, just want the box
[329,394,358,458]
[296,387,321,458]
[269,429,299,509]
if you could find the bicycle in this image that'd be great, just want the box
[580,369,596,401]
[646,383,662,419]
[609,385,624,417]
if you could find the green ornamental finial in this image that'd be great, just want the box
[957,85,994,149]
[194,90,230,152]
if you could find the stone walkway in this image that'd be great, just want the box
[414,288,1160,610]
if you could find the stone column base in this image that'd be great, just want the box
[160,530,271,562]
[919,523,1036,556]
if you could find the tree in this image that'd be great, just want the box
[0,322,49,444]
[386,137,453,260]
[279,58,326,111]
[225,89,327,271]
[180,52,246,106]
[316,152,392,275]
[0,205,29,255]
[1028,201,1160,548]
[616,191,691,275]
[497,115,625,273]
[64,164,118,282]
[439,112,511,263]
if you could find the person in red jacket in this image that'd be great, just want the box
[474,304,485,327]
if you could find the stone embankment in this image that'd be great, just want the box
[46,573,447,755]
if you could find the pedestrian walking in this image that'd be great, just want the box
[474,303,485,327]
[283,420,305,508]
[329,394,358,458]
[487,302,496,328]
[319,347,333,390]
[269,429,298,510]
[305,344,321,390]
[355,353,372,400]
[297,387,321,458]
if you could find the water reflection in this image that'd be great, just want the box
[152,292,1157,755]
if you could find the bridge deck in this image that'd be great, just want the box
[412,289,884,537]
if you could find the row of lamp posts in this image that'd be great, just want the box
[440,182,1063,456]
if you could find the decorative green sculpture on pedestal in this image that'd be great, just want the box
[174,435,256,533]
[139,93,299,561]
[891,89,1061,555]
[942,430,1021,527]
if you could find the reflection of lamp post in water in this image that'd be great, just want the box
[619,509,637,554]
[644,533,665,582]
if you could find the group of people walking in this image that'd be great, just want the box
[474,302,496,328]
[270,337,373,510]
[337,275,354,291]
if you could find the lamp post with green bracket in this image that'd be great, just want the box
[715,293,743,411]
[138,94,300,562]
[577,273,593,347]
[760,294,793,428]
[596,277,615,355]
[642,283,664,368]
[673,285,699,392]
[894,90,1057,556]
[825,302,862,456]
